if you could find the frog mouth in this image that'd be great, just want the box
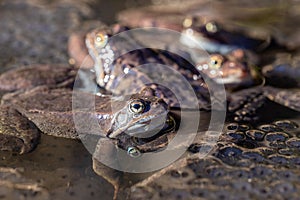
[126,113,169,138]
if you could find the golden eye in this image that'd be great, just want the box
[94,33,108,48]
[205,22,218,33]
[129,100,145,114]
[183,17,193,28]
[210,55,224,69]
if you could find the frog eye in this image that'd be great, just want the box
[94,33,108,48]
[205,22,218,33]
[127,147,141,157]
[210,55,224,69]
[183,17,194,28]
[129,100,145,114]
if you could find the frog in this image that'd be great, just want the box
[92,114,177,200]
[180,16,271,54]
[117,1,272,53]
[262,52,300,88]
[128,118,300,200]
[196,48,262,90]
[118,1,300,51]
[261,52,300,112]
[0,64,173,154]
[84,24,212,110]
[227,51,300,121]
[69,25,261,118]
[0,64,77,93]
[195,50,300,121]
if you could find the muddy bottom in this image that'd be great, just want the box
[0,134,114,199]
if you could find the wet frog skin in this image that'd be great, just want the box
[196,48,261,90]
[0,65,170,154]
[0,64,175,200]
[85,24,212,110]
[83,24,299,121]
[181,17,270,53]
[262,52,300,88]
[195,50,300,121]
[0,64,77,93]
[118,1,272,52]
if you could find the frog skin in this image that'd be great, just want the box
[194,51,300,121]
[117,2,271,53]
[0,65,171,154]
[262,52,300,88]
[181,18,270,54]
[0,64,77,93]
[228,52,300,121]
[83,24,298,122]
[0,64,76,154]
[117,6,184,31]
[85,24,212,110]
[261,52,300,112]
[196,48,261,90]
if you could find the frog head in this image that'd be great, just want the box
[85,25,131,87]
[107,87,169,139]
[85,28,113,87]
[196,49,258,89]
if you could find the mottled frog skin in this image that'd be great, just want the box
[85,24,212,110]
[196,48,261,90]
[83,24,300,124]
[0,65,170,154]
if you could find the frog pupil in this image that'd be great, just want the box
[133,104,141,110]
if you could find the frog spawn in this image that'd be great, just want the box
[128,119,300,199]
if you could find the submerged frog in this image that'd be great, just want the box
[0,65,173,154]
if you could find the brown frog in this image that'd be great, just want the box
[118,1,272,52]
[196,48,261,90]
[0,65,172,154]
[84,24,212,110]
[227,52,300,121]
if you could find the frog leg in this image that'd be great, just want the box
[0,105,40,154]
[94,57,106,87]
[228,86,266,122]
[92,137,121,200]
[264,86,300,112]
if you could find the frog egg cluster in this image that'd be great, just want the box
[129,119,300,199]
[217,120,300,167]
